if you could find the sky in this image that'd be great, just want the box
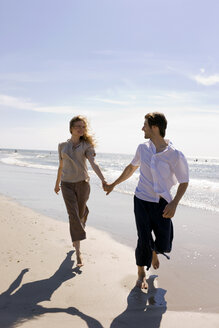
[0,0,219,158]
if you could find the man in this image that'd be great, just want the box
[104,112,189,289]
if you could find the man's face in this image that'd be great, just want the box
[142,119,152,139]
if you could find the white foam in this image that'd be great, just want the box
[1,150,219,213]
[0,156,57,170]
[187,178,219,192]
[36,154,50,158]
[180,199,219,213]
[188,157,219,166]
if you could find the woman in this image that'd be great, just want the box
[54,115,106,266]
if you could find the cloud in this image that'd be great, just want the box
[0,94,37,110]
[192,74,219,86]
[92,97,131,105]
[0,94,82,114]
[33,106,76,114]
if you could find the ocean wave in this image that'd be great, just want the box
[90,172,219,213]
[36,154,50,158]
[0,156,57,171]
[108,187,219,213]
[180,199,219,213]
[188,178,219,192]
[188,159,219,166]
[1,149,219,214]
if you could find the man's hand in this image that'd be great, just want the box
[162,200,177,218]
[103,182,115,195]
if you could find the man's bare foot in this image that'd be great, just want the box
[152,251,159,269]
[136,266,148,289]
[136,276,148,289]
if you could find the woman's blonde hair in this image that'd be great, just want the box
[69,115,96,147]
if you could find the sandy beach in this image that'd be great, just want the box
[0,153,219,327]
[0,194,219,328]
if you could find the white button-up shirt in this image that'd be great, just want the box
[131,140,189,203]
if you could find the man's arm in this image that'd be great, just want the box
[162,182,188,218]
[104,164,139,195]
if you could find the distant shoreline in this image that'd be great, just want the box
[1,147,219,161]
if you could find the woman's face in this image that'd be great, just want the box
[71,120,86,137]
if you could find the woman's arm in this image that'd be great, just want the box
[54,159,63,194]
[87,157,106,183]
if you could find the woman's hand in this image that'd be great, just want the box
[54,184,60,194]
[103,182,115,195]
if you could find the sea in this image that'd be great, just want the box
[0,148,219,214]
[1,149,219,314]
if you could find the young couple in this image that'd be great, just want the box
[54,113,189,289]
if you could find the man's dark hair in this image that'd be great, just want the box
[145,112,167,137]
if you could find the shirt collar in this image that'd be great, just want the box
[149,139,171,155]
[68,139,82,149]
[149,140,156,154]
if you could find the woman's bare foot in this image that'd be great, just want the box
[76,252,83,267]
[152,251,159,269]
[136,266,148,289]
[81,218,86,229]
[73,241,84,267]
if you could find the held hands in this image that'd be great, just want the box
[102,181,115,195]
[162,200,177,219]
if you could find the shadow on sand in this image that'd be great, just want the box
[0,254,167,328]
[0,251,103,328]
[110,275,167,328]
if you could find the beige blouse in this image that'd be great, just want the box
[58,139,96,183]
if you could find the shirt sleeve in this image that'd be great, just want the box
[85,145,96,161]
[131,145,141,166]
[174,151,189,183]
